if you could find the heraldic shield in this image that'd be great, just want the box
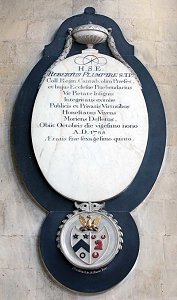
[71,226,109,265]
[58,204,123,270]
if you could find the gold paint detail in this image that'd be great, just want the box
[79,214,101,231]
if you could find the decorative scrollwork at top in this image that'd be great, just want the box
[72,24,108,36]
[74,55,107,66]
[39,24,141,88]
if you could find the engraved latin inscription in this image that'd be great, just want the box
[31,50,149,202]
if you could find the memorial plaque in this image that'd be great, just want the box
[31,49,148,202]
[12,7,166,293]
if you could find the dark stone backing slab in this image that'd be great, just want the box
[11,7,166,213]
[40,211,139,293]
[11,7,166,293]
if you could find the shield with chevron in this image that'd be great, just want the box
[71,226,109,265]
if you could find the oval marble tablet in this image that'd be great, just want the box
[31,49,149,202]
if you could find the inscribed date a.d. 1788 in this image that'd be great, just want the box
[31,49,149,202]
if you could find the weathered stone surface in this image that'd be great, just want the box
[118,0,152,19]
[163,270,177,299]
[164,146,177,174]
[159,19,177,42]
[157,85,177,126]
[27,20,62,45]
[151,0,177,19]
[0,0,33,20]
[73,0,119,19]
[156,42,177,65]
[150,170,177,200]
[0,269,37,300]
[135,41,157,67]
[148,66,177,86]
[118,18,161,42]
[7,42,43,65]
[137,235,165,271]
[164,200,177,236]
[167,125,177,147]
[0,64,32,85]
[133,201,165,236]
[33,0,72,20]
[0,19,27,41]
[0,0,176,299]
[0,236,37,269]
[0,85,20,126]
[104,268,163,299]
[133,269,163,299]
[164,236,177,270]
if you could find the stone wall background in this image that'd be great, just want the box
[0,0,177,299]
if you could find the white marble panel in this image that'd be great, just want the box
[31,49,149,202]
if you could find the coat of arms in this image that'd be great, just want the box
[57,202,123,270]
